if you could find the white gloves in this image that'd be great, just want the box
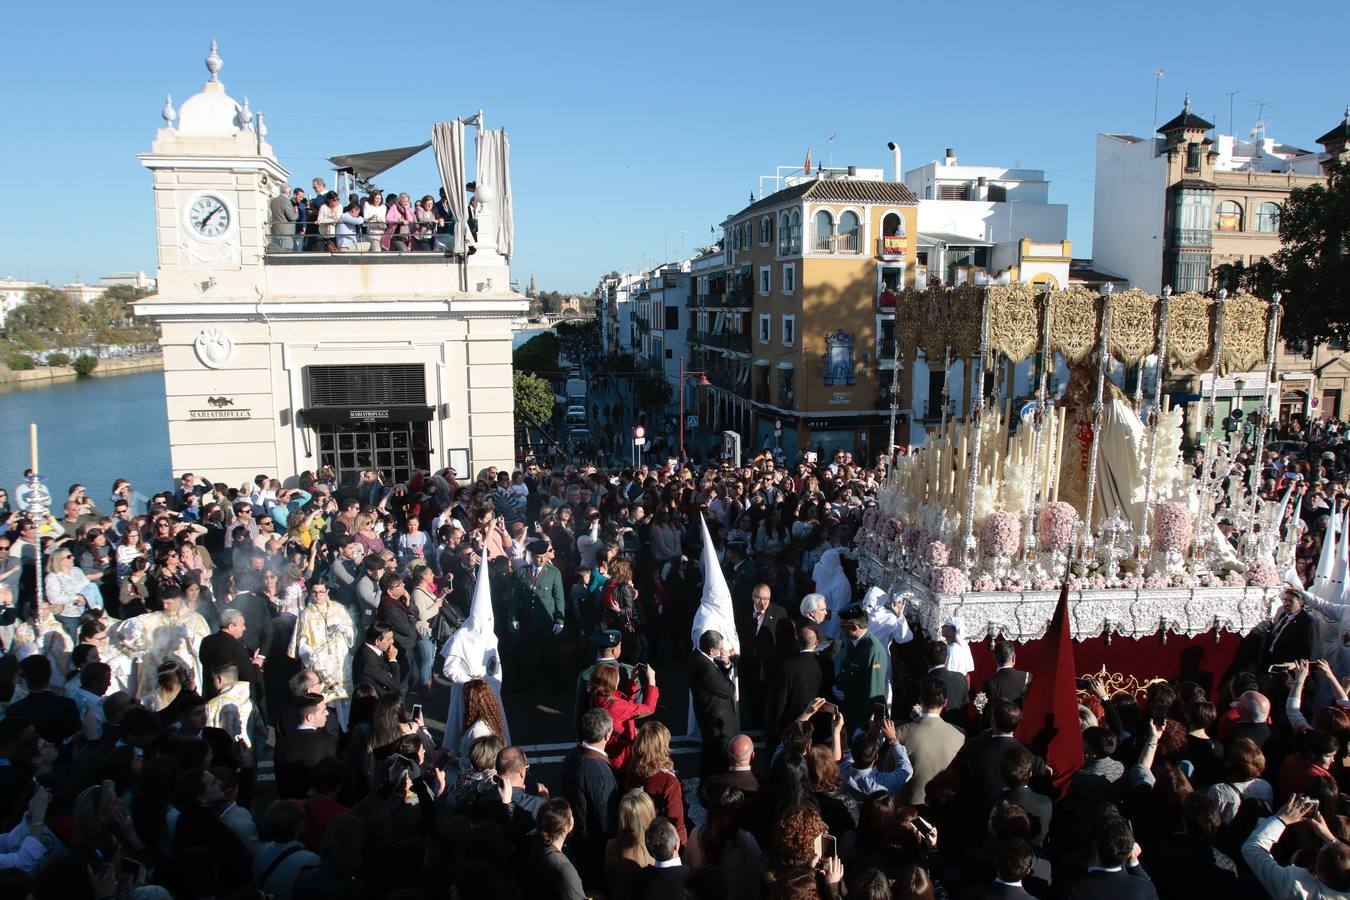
[552,623,563,636]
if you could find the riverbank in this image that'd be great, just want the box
[0,354,163,388]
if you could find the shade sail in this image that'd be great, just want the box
[328,142,431,182]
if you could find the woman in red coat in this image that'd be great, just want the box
[586,663,658,771]
[629,720,689,847]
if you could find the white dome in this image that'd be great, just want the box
[177,82,243,137]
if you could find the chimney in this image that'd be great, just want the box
[945,148,957,166]
[847,165,858,177]
[975,176,988,201]
[887,141,902,182]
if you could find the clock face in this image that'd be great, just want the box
[187,194,232,239]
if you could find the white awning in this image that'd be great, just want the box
[1198,371,1272,398]
[754,359,770,366]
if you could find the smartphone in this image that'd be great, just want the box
[913,815,936,839]
[1150,706,1167,728]
[412,703,423,720]
[1301,795,1320,812]
[819,833,836,861]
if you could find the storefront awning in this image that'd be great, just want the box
[299,405,435,426]
[1198,372,1273,398]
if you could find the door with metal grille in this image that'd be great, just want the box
[317,421,430,485]
[306,363,432,484]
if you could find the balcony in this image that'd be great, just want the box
[877,235,907,258]
[687,328,750,353]
[778,384,796,409]
[812,232,861,254]
[635,315,650,331]
[1172,227,1212,249]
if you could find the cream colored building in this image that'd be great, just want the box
[135,44,525,487]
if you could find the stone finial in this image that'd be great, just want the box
[162,94,176,128]
[1344,105,1349,127]
[1183,93,1191,112]
[238,96,254,131]
[206,39,222,82]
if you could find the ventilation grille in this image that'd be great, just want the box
[306,364,426,407]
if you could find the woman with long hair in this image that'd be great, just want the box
[586,663,657,771]
[115,523,146,576]
[458,678,507,765]
[808,742,860,835]
[604,789,654,898]
[687,785,761,897]
[602,558,647,662]
[529,798,585,900]
[145,660,187,713]
[629,721,688,846]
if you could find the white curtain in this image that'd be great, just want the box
[432,120,469,256]
[475,128,515,261]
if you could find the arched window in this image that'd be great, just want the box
[882,212,904,237]
[837,211,860,252]
[1030,274,1058,292]
[1215,201,1243,232]
[779,213,791,253]
[1256,202,1280,233]
[813,210,835,252]
[790,211,802,252]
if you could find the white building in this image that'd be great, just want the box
[0,271,160,325]
[134,42,525,486]
[905,149,1072,290]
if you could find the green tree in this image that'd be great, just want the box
[513,371,555,425]
[635,370,672,411]
[72,355,99,377]
[45,352,70,367]
[1212,258,1277,298]
[88,284,155,346]
[1274,160,1350,347]
[5,287,88,351]
[513,331,560,375]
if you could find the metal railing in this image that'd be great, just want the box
[264,217,463,256]
[1172,227,1212,248]
[687,329,750,353]
[811,231,862,254]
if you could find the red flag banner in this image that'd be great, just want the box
[804,147,811,176]
[1014,580,1084,794]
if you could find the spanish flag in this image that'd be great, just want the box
[804,147,811,176]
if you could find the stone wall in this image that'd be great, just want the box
[0,355,163,386]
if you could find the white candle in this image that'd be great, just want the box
[29,424,37,473]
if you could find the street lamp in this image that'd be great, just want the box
[679,358,712,463]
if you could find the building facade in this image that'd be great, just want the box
[1092,99,1350,424]
[690,173,920,461]
[134,44,525,486]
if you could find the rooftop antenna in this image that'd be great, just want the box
[827,133,836,168]
[1151,69,1166,135]
[1250,99,1276,140]
[1219,89,1244,136]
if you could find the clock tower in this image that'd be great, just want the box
[139,40,287,302]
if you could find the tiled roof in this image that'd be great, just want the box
[1316,110,1350,146]
[1158,105,1214,134]
[728,178,917,221]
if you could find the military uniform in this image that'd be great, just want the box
[511,561,565,688]
[837,628,888,733]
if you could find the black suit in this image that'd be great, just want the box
[352,644,400,696]
[633,864,688,900]
[1064,866,1158,900]
[217,592,274,654]
[955,733,1046,810]
[6,690,81,745]
[927,665,969,726]
[1004,785,1053,848]
[765,650,823,740]
[688,650,738,777]
[199,631,260,698]
[275,727,338,799]
[739,602,788,728]
[964,883,1037,900]
[982,667,1029,708]
[1263,608,1317,666]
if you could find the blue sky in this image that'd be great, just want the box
[3,2,1347,293]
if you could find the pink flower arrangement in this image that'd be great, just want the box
[1152,502,1194,552]
[1120,573,1145,590]
[881,517,900,540]
[1085,574,1108,590]
[922,539,950,568]
[1246,559,1280,588]
[931,566,969,594]
[1144,572,1171,590]
[1032,576,1058,591]
[902,527,922,550]
[972,574,997,593]
[1038,502,1078,551]
[1223,570,1247,588]
[1000,578,1025,592]
[980,511,1022,558]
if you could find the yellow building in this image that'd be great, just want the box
[690,175,918,460]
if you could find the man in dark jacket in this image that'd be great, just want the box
[982,640,1029,713]
[352,622,401,696]
[218,573,274,656]
[511,539,566,690]
[688,630,738,778]
[7,656,80,746]
[1064,811,1158,900]
[199,610,262,700]
[376,573,418,695]
[632,818,687,900]
[922,639,970,728]
[765,625,824,740]
[1262,588,1318,668]
[275,693,337,799]
[560,707,618,885]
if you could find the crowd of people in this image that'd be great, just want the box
[267,177,476,254]
[4,339,1350,899]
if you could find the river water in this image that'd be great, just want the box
[0,370,172,500]
[0,327,551,502]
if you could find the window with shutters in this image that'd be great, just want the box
[307,363,426,406]
[937,183,970,201]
